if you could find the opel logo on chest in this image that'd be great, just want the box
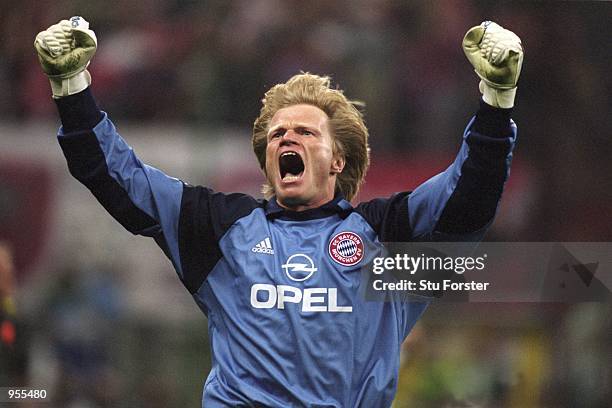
[282,254,317,282]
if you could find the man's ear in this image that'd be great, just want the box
[330,155,345,174]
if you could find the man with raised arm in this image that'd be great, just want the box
[35,17,522,407]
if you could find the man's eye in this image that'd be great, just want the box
[271,131,283,139]
[302,130,314,136]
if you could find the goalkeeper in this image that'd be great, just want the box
[35,17,522,407]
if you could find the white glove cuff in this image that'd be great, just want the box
[50,70,91,98]
[480,80,516,109]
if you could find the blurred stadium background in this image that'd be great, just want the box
[1,1,611,407]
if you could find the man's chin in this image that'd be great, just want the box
[276,193,307,210]
[274,183,313,209]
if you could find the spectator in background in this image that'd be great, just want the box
[41,264,125,407]
[0,242,28,387]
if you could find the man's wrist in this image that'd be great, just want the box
[50,70,91,99]
[472,98,513,138]
[480,81,517,109]
[54,86,103,132]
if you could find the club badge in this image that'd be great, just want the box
[328,231,364,266]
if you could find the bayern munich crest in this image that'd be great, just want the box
[328,231,364,266]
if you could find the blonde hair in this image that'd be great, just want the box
[252,73,370,202]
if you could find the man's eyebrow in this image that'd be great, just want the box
[294,125,319,132]
[267,125,286,136]
[294,123,319,130]
[268,123,320,134]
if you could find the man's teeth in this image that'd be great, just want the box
[281,152,298,157]
[282,174,300,182]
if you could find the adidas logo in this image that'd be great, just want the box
[252,237,274,255]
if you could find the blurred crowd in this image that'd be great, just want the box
[2,0,611,241]
[1,1,611,407]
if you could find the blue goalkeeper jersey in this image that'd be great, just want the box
[55,90,516,407]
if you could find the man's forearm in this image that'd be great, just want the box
[54,87,103,132]
[435,101,515,236]
[472,99,513,138]
[408,101,516,240]
[426,19,523,238]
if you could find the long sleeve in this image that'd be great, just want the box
[408,100,516,241]
[54,88,261,293]
[55,88,185,274]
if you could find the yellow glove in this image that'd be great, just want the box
[34,16,97,98]
[463,21,523,108]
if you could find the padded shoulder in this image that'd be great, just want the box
[354,192,412,242]
[178,186,261,292]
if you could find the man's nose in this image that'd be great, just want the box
[280,131,299,145]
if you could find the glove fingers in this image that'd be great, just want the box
[36,20,74,57]
[463,20,523,89]
[47,20,72,41]
[492,47,510,66]
[35,16,97,96]
[34,40,52,59]
[44,35,72,56]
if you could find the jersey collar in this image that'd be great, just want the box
[265,193,353,220]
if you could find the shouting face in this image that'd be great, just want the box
[265,104,345,211]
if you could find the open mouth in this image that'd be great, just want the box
[279,151,305,182]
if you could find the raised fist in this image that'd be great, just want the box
[463,21,524,108]
[34,16,97,97]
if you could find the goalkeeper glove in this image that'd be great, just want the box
[34,16,97,98]
[462,21,524,108]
